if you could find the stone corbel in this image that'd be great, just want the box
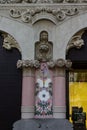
[2,34,21,52]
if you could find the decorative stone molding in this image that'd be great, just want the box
[66,35,84,54]
[17,59,72,69]
[17,59,40,69]
[47,59,72,69]
[21,106,34,119]
[35,31,53,62]
[3,34,21,52]
[36,0,53,3]
[9,7,79,24]
[0,4,87,25]
[1,0,87,3]
[65,0,78,3]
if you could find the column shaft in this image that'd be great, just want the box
[53,68,66,118]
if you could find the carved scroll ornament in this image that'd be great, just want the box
[3,34,21,52]
[9,7,79,23]
[66,35,84,54]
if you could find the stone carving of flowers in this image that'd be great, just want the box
[47,61,55,68]
[56,59,65,67]
[33,60,40,68]
[65,60,72,68]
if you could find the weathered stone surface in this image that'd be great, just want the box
[13,119,73,130]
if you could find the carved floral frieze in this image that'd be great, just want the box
[47,59,72,69]
[17,59,72,69]
[17,60,40,68]
[9,7,79,23]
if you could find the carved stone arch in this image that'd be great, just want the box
[66,28,87,63]
[0,30,22,130]
[66,29,85,56]
[32,13,57,25]
[66,28,87,121]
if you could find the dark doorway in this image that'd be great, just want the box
[66,29,87,122]
[0,33,22,130]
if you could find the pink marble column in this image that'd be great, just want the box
[21,68,35,119]
[54,76,65,106]
[53,68,66,118]
[17,59,40,119]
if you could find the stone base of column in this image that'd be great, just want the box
[21,106,34,119]
[12,119,73,130]
[53,106,66,118]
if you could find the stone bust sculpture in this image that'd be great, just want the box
[35,31,53,62]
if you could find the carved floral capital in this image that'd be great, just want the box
[17,59,40,69]
[47,59,72,69]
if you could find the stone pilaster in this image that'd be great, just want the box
[47,59,72,118]
[17,59,40,119]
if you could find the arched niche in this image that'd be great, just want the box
[0,31,22,130]
[66,29,87,68]
[66,28,87,129]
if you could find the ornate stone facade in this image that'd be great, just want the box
[0,0,87,129]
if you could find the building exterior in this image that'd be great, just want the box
[0,0,87,130]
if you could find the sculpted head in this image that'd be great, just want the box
[40,31,48,42]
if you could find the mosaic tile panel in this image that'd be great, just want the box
[35,63,53,118]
